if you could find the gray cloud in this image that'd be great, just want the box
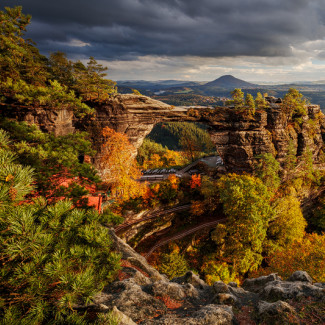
[1,0,324,61]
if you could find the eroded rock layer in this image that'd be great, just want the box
[3,94,325,173]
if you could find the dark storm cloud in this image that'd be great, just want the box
[3,0,325,60]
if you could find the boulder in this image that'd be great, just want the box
[172,271,209,289]
[213,281,230,294]
[111,306,137,325]
[212,293,238,306]
[257,300,299,325]
[145,305,235,325]
[242,273,281,293]
[260,280,325,301]
[287,271,313,283]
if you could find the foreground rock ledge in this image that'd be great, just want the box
[86,231,325,324]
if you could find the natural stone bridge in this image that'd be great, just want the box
[86,94,325,173]
[6,94,325,173]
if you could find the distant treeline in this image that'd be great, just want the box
[147,122,215,153]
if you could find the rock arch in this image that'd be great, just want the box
[5,94,325,173]
[86,94,325,173]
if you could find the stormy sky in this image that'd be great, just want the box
[3,0,325,82]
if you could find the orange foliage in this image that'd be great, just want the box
[142,149,186,169]
[252,232,325,282]
[100,127,145,201]
[168,174,179,190]
[190,174,201,189]
[191,200,205,216]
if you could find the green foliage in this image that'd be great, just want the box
[0,119,99,198]
[254,153,281,190]
[0,78,93,117]
[267,194,306,251]
[48,51,74,88]
[245,93,255,116]
[0,6,48,85]
[230,88,244,110]
[0,131,121,323]
[310,196,325,232]
[213,174,273,275]
[0,6,116,117]
[157,252,189,279]
[284,139,297,170]
[147,122,215,154]
[255,92,268,110]
[73,57,117,102]
[282,88,307,120]
[137,138,186,168]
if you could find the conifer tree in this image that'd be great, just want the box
[230,88,244,110]
[282,88,307,120]
[245,93,255,116]
[255,92,268,110]
[0,130,120,323]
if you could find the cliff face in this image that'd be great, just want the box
[3,94,325,173]
[205,104,325,172]
[2,105,75,136]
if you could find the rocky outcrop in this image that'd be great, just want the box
[3,94,325,173]
[2,104,75,136]
[81,95,325,173]
[86,231,325,324]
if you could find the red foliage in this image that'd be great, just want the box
[120,260,150,278]
[156,296,183,310]
[190,174,201,189]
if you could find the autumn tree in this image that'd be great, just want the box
[190,174,201,189]
[254,233,325,282]
[137,139,186,169]
[267,194,306,251]
[100,127,144,201]
[211,174,273,278]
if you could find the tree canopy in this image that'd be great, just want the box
[0,6,116,118]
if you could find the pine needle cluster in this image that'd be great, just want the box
[0,130,120,323]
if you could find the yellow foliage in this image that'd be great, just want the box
[267,194,306,251]
[191,200,205,216]
[100,127,145,201]
[168,174,179,190]
[253,233,325,282]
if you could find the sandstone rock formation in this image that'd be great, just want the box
[3,94,325,173]
[84,230,325,324]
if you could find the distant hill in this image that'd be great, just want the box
[203,75,257,89]
[117,80,202,92]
